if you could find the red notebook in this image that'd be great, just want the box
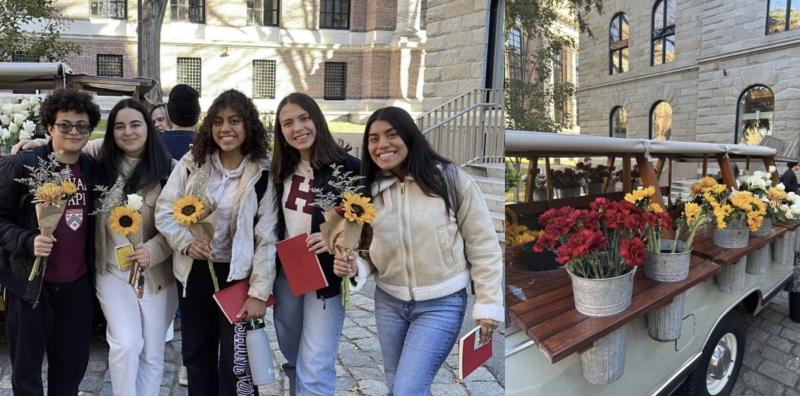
[213,280,277,324]
[276,233,329,297]
[458,326,493,380]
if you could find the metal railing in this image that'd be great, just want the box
[416,88,504,166]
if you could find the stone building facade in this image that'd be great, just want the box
[577,0,800,146]
[49,0,427,120]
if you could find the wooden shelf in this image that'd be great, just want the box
[506,256,719,364]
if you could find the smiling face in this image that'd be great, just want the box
[212,106,245,153]
[279,102,317,161]
[112,107,148,158]
[367,119,408,177]
[48,110,92,156]
[151,107,170,133]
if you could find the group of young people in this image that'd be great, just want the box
[0,86,503,396]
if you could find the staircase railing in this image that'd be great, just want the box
[416,89,504,166]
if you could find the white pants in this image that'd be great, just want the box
[96,270,178,396]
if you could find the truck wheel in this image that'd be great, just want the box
[676,310,746,396]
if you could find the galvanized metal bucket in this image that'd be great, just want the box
[773,234,794,266]
[644,240,691,283]
[752,217,773,237]
[555,186,582,199]
[746,245,771,274]
[712,225,749,249]
[716,256,746,294]
[581,325,627,385]
[647,293,685,341]
[568,267,635,317]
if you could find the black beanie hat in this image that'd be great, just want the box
[167,84,201,127]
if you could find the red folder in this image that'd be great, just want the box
[276,233,329,297]
[458,326,493,380]
[213,280,277,324]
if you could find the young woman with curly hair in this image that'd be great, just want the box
[155,89,278,395]
[334,107,504,395]
[268,92,360,396]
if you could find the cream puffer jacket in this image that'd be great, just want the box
[154,152,278,300]
[362,166,504,322]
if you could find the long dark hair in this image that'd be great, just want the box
[191,89,270,166]
[97,99,173,194]
[361,106,455,213]
[271,92,348,181]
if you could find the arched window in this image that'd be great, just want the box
[650,101,672,140]
[736,85,774,145]
[652,0,675,65]
[610,106,628,138]
[609,13,629,75]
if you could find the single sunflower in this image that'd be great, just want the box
[342,192,376,225]
[35,182,63,206]
[109,206,142,235]
[173,195,204,226]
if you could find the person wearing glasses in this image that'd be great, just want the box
[0,88,100,394]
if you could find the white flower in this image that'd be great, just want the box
[769,165,777,173]
[753,178,767,189]
[776,183,785,191]
[0,114,9,126]
[12,112,27,124]
[0,127,10,140]
[788,192,799,202]
[791,204,800,214]
[13,103,27,114]
[753,171,763,179]
[125,194,143,211]
[21,120,35,135]
[0,103,14,116]
[8,122,19,134]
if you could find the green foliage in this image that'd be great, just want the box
[505,0,603,132]
[0,0,80,61]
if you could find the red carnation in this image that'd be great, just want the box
[619,237,646,267]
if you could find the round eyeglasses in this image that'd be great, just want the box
[55,121,93,135]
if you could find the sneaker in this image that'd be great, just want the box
[178,366,188,386]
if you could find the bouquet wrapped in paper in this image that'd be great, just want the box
[14,152,76,281]
[312,165,375,309]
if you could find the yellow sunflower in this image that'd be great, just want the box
[647,202,664,214]
[34,182,63,206]
[61,181,77,196]
[684,202,702,226]
[730,191,754,211]
[173,195,204,226]
[109,206,142,235]
[768,187,787,202]
[342,192,376,225]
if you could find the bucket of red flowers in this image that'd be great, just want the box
[534,197,648,317]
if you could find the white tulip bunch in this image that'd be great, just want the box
[0,96,41,145]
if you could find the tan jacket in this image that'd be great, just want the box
[154,153,278,300]
[365,166,504,322]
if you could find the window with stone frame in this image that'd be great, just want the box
[320,0,350,29]
[652,0,675,65]
[767,0,800,34]
[609,13,629,75]
[91,0,127,19]
[610,106,628,138]
[247,0,279,26]
[171,0,204,23]
[252,60,276,99]
[506,26,524,82]
[177,57,202,95]
[97,54,123,77]
[324,62,347,100]
[649,101,672,141]
[736,85,774,145]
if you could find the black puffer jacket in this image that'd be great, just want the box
[0,143,97,306]
[274,155,361,299]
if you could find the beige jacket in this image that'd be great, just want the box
[363,166,504,322]
[154,152,278,300]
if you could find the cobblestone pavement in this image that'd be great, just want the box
[0,280,504,395]
[731,290,800,396]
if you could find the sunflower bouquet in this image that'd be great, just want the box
[700,185,766,232]
[173,168,219,291]
[624,186,672,253]
[669,202,712,252]
[14,152,77,281]
[311,164,376,309]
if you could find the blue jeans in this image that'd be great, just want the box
[273,274,344,396]
[374,287,467,396]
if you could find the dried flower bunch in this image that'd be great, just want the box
[310,164,367,212]
[15,152,74,207]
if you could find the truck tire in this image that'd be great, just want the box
[675,310,746,396]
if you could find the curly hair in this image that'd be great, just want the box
[40,88,101,129]
[191,89,270,166]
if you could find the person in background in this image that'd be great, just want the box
[781,162,800,194]
[161,84,200,160]
[0,88,100,394]
[151,103,173,134]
